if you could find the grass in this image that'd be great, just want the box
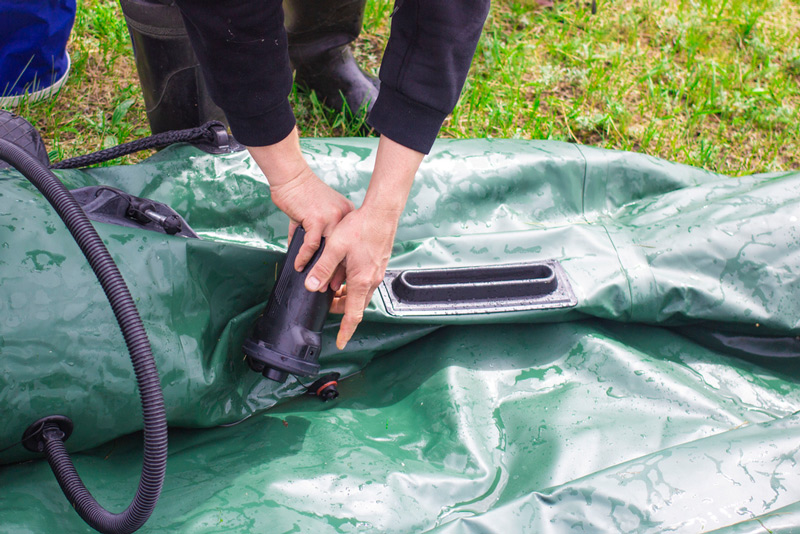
[3,0,799,174]
[8,0,149,164]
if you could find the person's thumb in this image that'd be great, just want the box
[305,238,344,292]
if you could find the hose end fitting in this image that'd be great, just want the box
[22,415,74,453]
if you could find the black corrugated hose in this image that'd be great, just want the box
[0,137,167,533]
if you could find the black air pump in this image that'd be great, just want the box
[243,226,336,388]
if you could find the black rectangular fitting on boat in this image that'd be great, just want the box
[378,260,577,316]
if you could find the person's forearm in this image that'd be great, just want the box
[246,129,355,271]
[361,135,424,222]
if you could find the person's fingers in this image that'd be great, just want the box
[335,282,375,350]
[330,284,347,314]
[365,286,377,307]
[330,264,347,292]
[331,297,346,315]
[305,239,344,292]
[294,225,323,272]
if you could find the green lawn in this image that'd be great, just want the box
[6,0,800,174]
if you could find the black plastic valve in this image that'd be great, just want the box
[242,227,334,383]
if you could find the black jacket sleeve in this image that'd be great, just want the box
[368,0,491,154]
[174,0,296,147]
[174,0,489,153]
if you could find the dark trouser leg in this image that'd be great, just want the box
[283,0,378,114]
[119,0,226,134]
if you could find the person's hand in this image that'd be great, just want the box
[305,135,425,349]
[269,166,354,270]
[304,205,400,349]
[249,130,424,350]
[246,128,354,269]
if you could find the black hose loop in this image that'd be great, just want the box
[0,138,167,534]
[50,120,224,169]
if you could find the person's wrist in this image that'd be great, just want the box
[360,135,423,217]
[360,199,405,225]
[354,203,403,247]
[246,128,310,187]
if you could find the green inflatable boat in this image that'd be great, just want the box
[1,117,798,533]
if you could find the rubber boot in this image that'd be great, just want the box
[283,0,378,114]
[119,0,226,134]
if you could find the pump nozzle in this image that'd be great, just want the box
[242,226,334,383]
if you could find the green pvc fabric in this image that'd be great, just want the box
[1,139,799,533]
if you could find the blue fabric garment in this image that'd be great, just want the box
[0,0,76,96]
